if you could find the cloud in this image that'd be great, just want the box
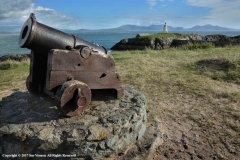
[146,0,174,8]
[177,16,194,18]
[186,0,240,28]
[186,0,221,7]
[146,0,157,7]
[34,6,81,29]
[116,12,169,26]
[0,0,81,29]
[201,16,216,19]
[0,0,34,26]
[0,0,34,18]
[35,6,54,12]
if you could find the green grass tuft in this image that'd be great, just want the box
[137,32,190,41]
[0,60,30,88]
[0,60,22,70]
[194,57,240,84]
[183,42,215,50]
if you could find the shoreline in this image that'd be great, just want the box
[1,31,240,56]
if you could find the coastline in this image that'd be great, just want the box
[1,31,240,57]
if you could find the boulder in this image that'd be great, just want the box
[0,86,163,159]
[136,33,150,38]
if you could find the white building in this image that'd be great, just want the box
[163,23,168,33]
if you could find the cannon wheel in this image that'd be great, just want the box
[55,80,91,116]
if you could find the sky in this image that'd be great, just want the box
[0,0,240,30]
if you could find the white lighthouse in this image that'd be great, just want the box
[163,22,168,33]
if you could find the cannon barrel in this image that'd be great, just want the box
[19,13,107,55]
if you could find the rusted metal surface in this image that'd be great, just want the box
[19,13,107,55]
[55,80,91,116]
[20,13,124,116]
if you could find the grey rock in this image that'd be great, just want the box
[36,126,54,140]
[189,34,203,41]
[137,124,146,140]
[105,135,119,150]
[107,112,130,125]
[113,125,122,135]
[95,149,114,159]
[143,109,147,122]
[87,124,111,141]
[0,54,30,62]
[116,132,137,150]
[77,143,96,157]
[99,141,106,150]
[116,118,164,160]
[0,86,149,159]
[132,119,142,131]
[132,93,146,103]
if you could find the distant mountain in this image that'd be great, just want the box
[89,24,184,31]
[111,24,237,31]
[0,24,238,34]
[187,24,235,31]
[71,24,237,32]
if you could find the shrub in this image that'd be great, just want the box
[0,60,20,70]
[183,42,214,50]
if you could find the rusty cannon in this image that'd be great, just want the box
[19,13,124,116]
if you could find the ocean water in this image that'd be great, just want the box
[0,30,240,57]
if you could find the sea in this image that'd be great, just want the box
[0,30,240,57]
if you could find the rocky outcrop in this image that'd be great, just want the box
[0,54,30,62]
[111,34,240,50]
[0,86,163,159]
[111,37,174,50]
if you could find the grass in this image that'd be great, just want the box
[137,32,190,41]
[112,46,240,139]
[0,60,30,89]
[113,46,240,99]
[0,46,240,157]
[183,42,215,50]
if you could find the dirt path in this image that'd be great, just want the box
[153,102,240,160]
[0,80,27,101]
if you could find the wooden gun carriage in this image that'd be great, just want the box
[19,14,123,116]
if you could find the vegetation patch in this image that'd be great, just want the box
[0,60,22,70]
[137,32,189,41]
[195,58,240,84]
[183,42,214,50]
[0,60,29,88]
[196,58,235,71]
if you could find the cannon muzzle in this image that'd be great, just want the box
[19,13,107,55]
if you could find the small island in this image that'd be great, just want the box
[111,33,240,51]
